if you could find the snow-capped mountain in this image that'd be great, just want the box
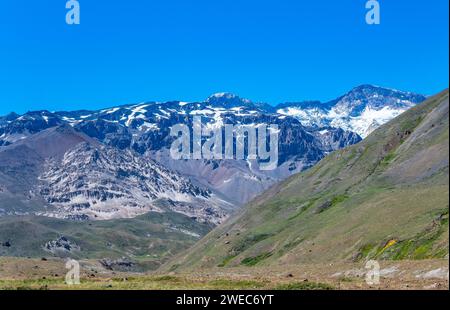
[205,92,275,111]
[276,85,426,137]
[0,92,362,206]
[0,85,423,222]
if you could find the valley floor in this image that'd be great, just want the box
[0,257,448,290]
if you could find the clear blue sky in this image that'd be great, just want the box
[0,0,448,115]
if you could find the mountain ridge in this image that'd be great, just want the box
[162,89,448,271]
[2,87,386,206]
[0,85,427,222]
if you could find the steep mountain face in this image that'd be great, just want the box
[163,90,449,271]
[0,126,232,224]
[276,85,426,138]
[0,125,93,216]
[37,142,230,223]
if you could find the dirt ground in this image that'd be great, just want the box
[0,257,448,290]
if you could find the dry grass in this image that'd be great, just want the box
[0,257,448,290]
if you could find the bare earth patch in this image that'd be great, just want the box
[0,257,448,290]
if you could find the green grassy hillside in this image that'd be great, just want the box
[0,211,213,271]
[164,90,449,271]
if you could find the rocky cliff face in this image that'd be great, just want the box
[37,142,230,224]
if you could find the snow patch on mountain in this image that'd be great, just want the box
[277,85,426,137]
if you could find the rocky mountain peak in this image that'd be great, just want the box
[206,92,253,108]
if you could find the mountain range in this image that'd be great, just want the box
[0,85,425,215]
[0,84,433,267]
[163,89,449,271]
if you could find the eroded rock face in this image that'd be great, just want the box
[36,142,230,224]
[44,236,80,255]
[99,257,136,272]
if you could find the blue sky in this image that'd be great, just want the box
[0,0,448,115]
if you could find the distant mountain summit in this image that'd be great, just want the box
[276,85,426,137]
[206,92,251,106]
[205,92,274,111]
